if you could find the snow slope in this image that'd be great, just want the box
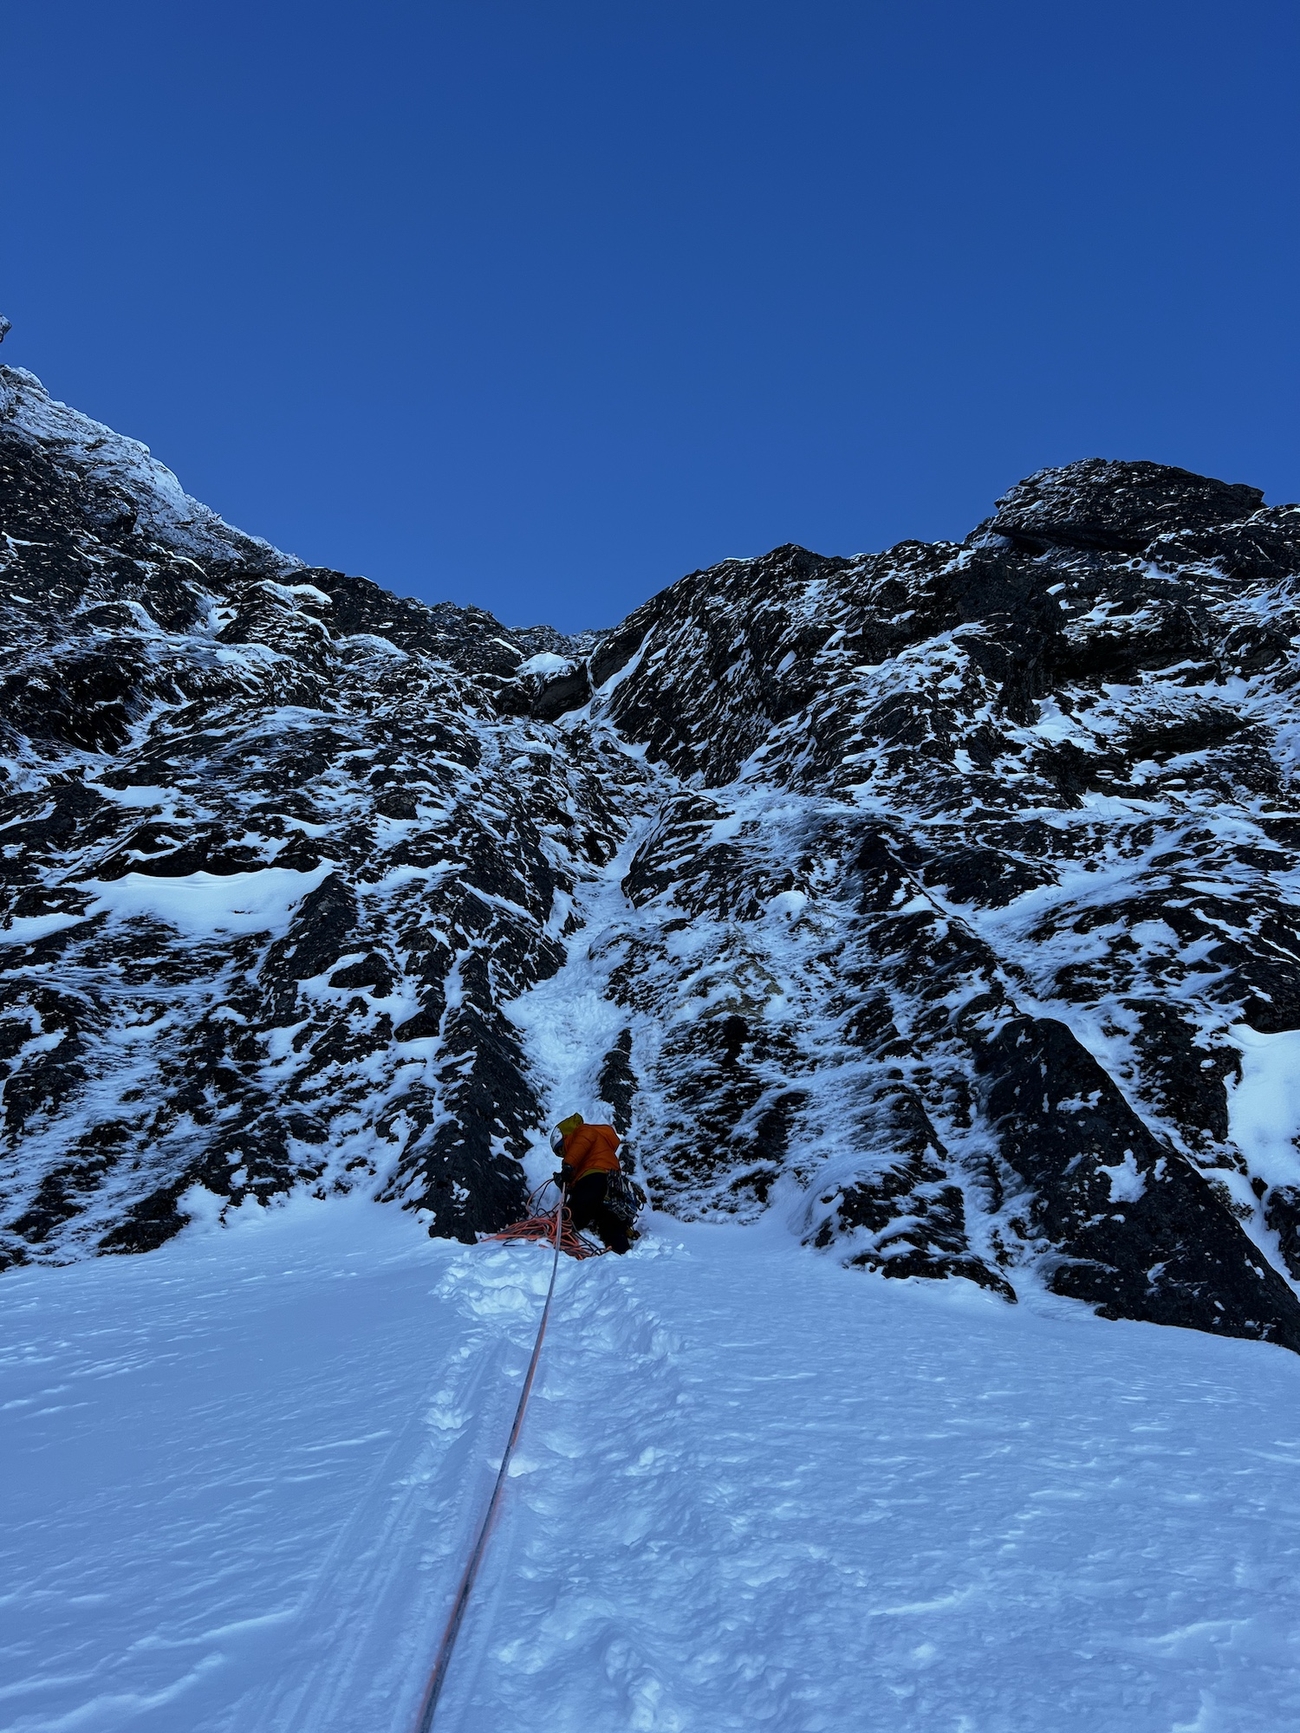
[5,1197,1300,1733]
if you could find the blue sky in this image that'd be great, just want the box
[3,1,1297,631]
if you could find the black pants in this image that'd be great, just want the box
[567,1172,631,1254]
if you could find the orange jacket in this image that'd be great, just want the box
[561,1122,621,1184]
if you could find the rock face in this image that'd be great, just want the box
[3,368,1300,1355]
[0,367,646,1254]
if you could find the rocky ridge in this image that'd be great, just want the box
[3,366,1300,1355]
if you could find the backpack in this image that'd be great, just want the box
[604,1171,647,1230]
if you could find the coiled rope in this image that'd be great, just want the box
[411,1196,565,1731]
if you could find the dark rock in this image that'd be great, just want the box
[1146,509,1300,585]
[992,460,1264,553]
[5,364,1300,1358]
[99,1184,193,1255]
[922,845,1056,908]
[265,875,359,982]
[394,1007,442,1042]
[531,665,592,722]
[1265,1187,1300,1280]
[329,952,395,995]
[597,1029,637,1136]
[976,1015,1300,1351]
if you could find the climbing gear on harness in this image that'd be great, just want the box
[604,1171,647,1232]
[412,1197,564,1731]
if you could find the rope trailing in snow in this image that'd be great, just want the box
[489,1202,605,1259]
[412,1196,565,1731]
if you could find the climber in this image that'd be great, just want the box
[551,1112,633,1254]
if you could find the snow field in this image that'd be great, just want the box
[81,864,337,939]
[4,1196,1300,1731]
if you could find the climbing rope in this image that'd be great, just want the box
[488,1183,606,1259]
[411,1196,565,1731]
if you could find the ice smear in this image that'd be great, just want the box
[6,1196,1300,1732]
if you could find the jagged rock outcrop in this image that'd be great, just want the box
[3,366,1300,1354]
[0,366,646,1254]
[580,473,1300,1351]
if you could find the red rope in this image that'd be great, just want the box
[488,1206,605,1259]
[411,1200,564,1732]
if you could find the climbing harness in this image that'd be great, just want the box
[411,1195,566,1732]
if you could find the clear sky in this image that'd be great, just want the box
[3,2,1297,632]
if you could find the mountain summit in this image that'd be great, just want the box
[3,364,1300,1353]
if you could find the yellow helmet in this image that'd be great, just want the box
[551,1113,583,1152]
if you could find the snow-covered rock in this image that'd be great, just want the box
[3,365,1300,1355]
